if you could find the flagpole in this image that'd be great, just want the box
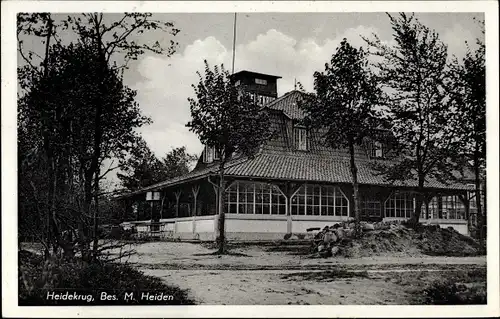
[231,12,237,74]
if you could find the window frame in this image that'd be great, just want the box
[291,184,349,217]
[255,78,267,85]
[294,126,308,151]
[370,140,384,158]
[226,181,287,215]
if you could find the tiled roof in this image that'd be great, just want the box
[224,153,473,191]
[266,90,306,120]
[114,156,249,199]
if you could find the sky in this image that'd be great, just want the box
[19,12,484,188]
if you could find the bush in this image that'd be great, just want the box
[18,250,194,305]
[423,281,486,305]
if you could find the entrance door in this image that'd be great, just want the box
[360,195,382,221]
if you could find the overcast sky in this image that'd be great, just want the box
[19,12,484,188]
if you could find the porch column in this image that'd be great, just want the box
[283,182,303,234]
[192,184,200,234]
[212,183,219,235]
[174,190,182,234]
[458,192,470,233]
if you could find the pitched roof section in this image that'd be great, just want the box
[223,153,472,190]
[266,90,306,120]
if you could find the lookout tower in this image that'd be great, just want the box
[231,70,282,107]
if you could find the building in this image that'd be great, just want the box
[116,70,479,240]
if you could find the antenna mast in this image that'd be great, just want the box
[231,12,237,74]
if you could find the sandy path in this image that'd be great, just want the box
[141,268,414,305]
[121,242,486,270]
[121,242,485,305]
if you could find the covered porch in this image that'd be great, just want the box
[117,175,477,240]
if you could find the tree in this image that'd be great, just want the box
[67,13,179,257]
[364,13,453,227]
[187,61,271,253]
[18,43,150,259]
[17,13,179,260]
[446,19,486,239]
[117,138,197,192]
[299,39,382,233]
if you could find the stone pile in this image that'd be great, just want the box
[314,220,409,257]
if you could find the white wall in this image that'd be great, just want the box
[225,214,287,233]
[176,217,194,233]
[291,216,349,233]
[194,217,216,233]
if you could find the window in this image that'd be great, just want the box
[235,80,241,86]
[385,192,415,218]
[226,181,286,215]
[424,195,466,220]
[370,141,384,158]
[203,146,214,163]
[291,185,349,216]
[203,146,220,163]
[255,78,267,85]
[294,127,308,151]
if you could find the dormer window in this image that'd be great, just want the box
[203,145,220,163]
[370,141,384,158]
[294,127,308,151]
[255,78,267,85]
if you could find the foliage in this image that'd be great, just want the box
[445,18,486,238]
[18,250,194,305]
[299,38,383,228]
[17,13,178,260]
[117,137,197,191]
[423,280,486,305]
[364,13,455,224]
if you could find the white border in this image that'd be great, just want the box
[2,1,499,318]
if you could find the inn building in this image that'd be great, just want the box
[116,70,481,240]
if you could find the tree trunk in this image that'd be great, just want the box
[217,162,226,254]
[473,150,484,243]
[411,176,425,228]
[348,139,361,236]
[92,168,100,259]
[42,15,54,259]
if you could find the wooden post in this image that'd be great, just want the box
[458,192,470,234]
[192,184,200,234]
[174,190,182,234]
[283,182,304,234]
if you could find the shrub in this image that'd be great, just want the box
[423,281,486,305]
[18,250,194,305]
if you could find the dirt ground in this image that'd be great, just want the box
[112,241,486,305]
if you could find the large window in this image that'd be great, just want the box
[291,185,348,216]
[385,192,415,218]
[226,181,286,215]
[294,127,308,151]
[425,195,466,220]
